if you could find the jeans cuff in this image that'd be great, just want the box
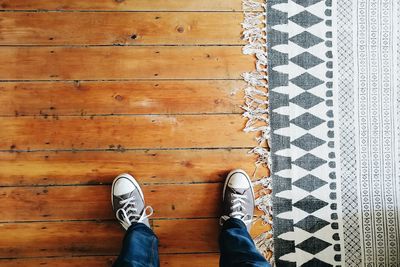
[222,217,246,231]
[126,222,157,238]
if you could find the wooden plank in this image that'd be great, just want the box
[0,0,246,11]
[0,220,218,257]
[0,221,124,258]
[0,254,220,267]
[0,256,118,267]
[0,81,245,116]
[0,219,266,257]
[0,12,243,45]
[0,150,258,186]
[0,184,222,221]
[0,46,253,80]
[154,219,220,253]
[0,115,254,150]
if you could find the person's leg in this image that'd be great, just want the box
[113,223,159,267]
[220,218,269,267]
[111,173,159,267]
[219,169,271,267]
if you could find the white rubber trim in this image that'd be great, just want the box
[222,169,255,204]
[111,173,145,209]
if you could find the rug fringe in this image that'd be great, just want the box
[241,0,273,263]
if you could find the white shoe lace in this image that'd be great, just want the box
[116,195,154,229]
[220,193,252,225]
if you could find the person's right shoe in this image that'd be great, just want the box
[220,169,255,232]
[111,173,153,230]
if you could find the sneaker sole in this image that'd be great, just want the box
[222,169,255,203]
[111,173,145,210]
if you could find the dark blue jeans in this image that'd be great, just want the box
[113,218,270,267]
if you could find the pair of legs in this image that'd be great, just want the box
[111,170,271,267]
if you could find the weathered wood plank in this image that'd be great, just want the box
[0,46,253,80]
[0,12,243,45]
[0,254,220,267]
[0,81,245,116]
[0,256,118,267]
[154,219,221,253]
[0,0,271,263]
[0,0,246,11]
[0,184,222,221]
[0,219,266,257]
[0,149,258,186]
[0,220,219,257]
[0,115,253,150]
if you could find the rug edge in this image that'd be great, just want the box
[241,0,274,264]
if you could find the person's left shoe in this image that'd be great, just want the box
[111,173,153,230]
[220,169,255,232]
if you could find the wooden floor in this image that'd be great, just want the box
[0,1,269,266]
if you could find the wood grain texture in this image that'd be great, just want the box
[0,81,245,116]
[0,254,220,267]
[0,0,247,11]
[0,150,257,186]
[0,220,219,257]
[0,256,118,267]
[0,46,254,80]
[0,219,266,258]
[0,0,270,262]
[0,115,253,150]
[0,12,243,45]
[0,184,222,221]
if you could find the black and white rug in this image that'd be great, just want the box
[242,0,400,266]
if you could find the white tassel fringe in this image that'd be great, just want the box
[241,0,274,264]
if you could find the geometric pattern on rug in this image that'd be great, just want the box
[337,0,400,266]
[336,0,361,265]
[268,0,342,265]
[244,0,400,264]
[267,0,400,266]
[345,0,400,265]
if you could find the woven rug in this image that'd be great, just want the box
[242,0,400,266]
